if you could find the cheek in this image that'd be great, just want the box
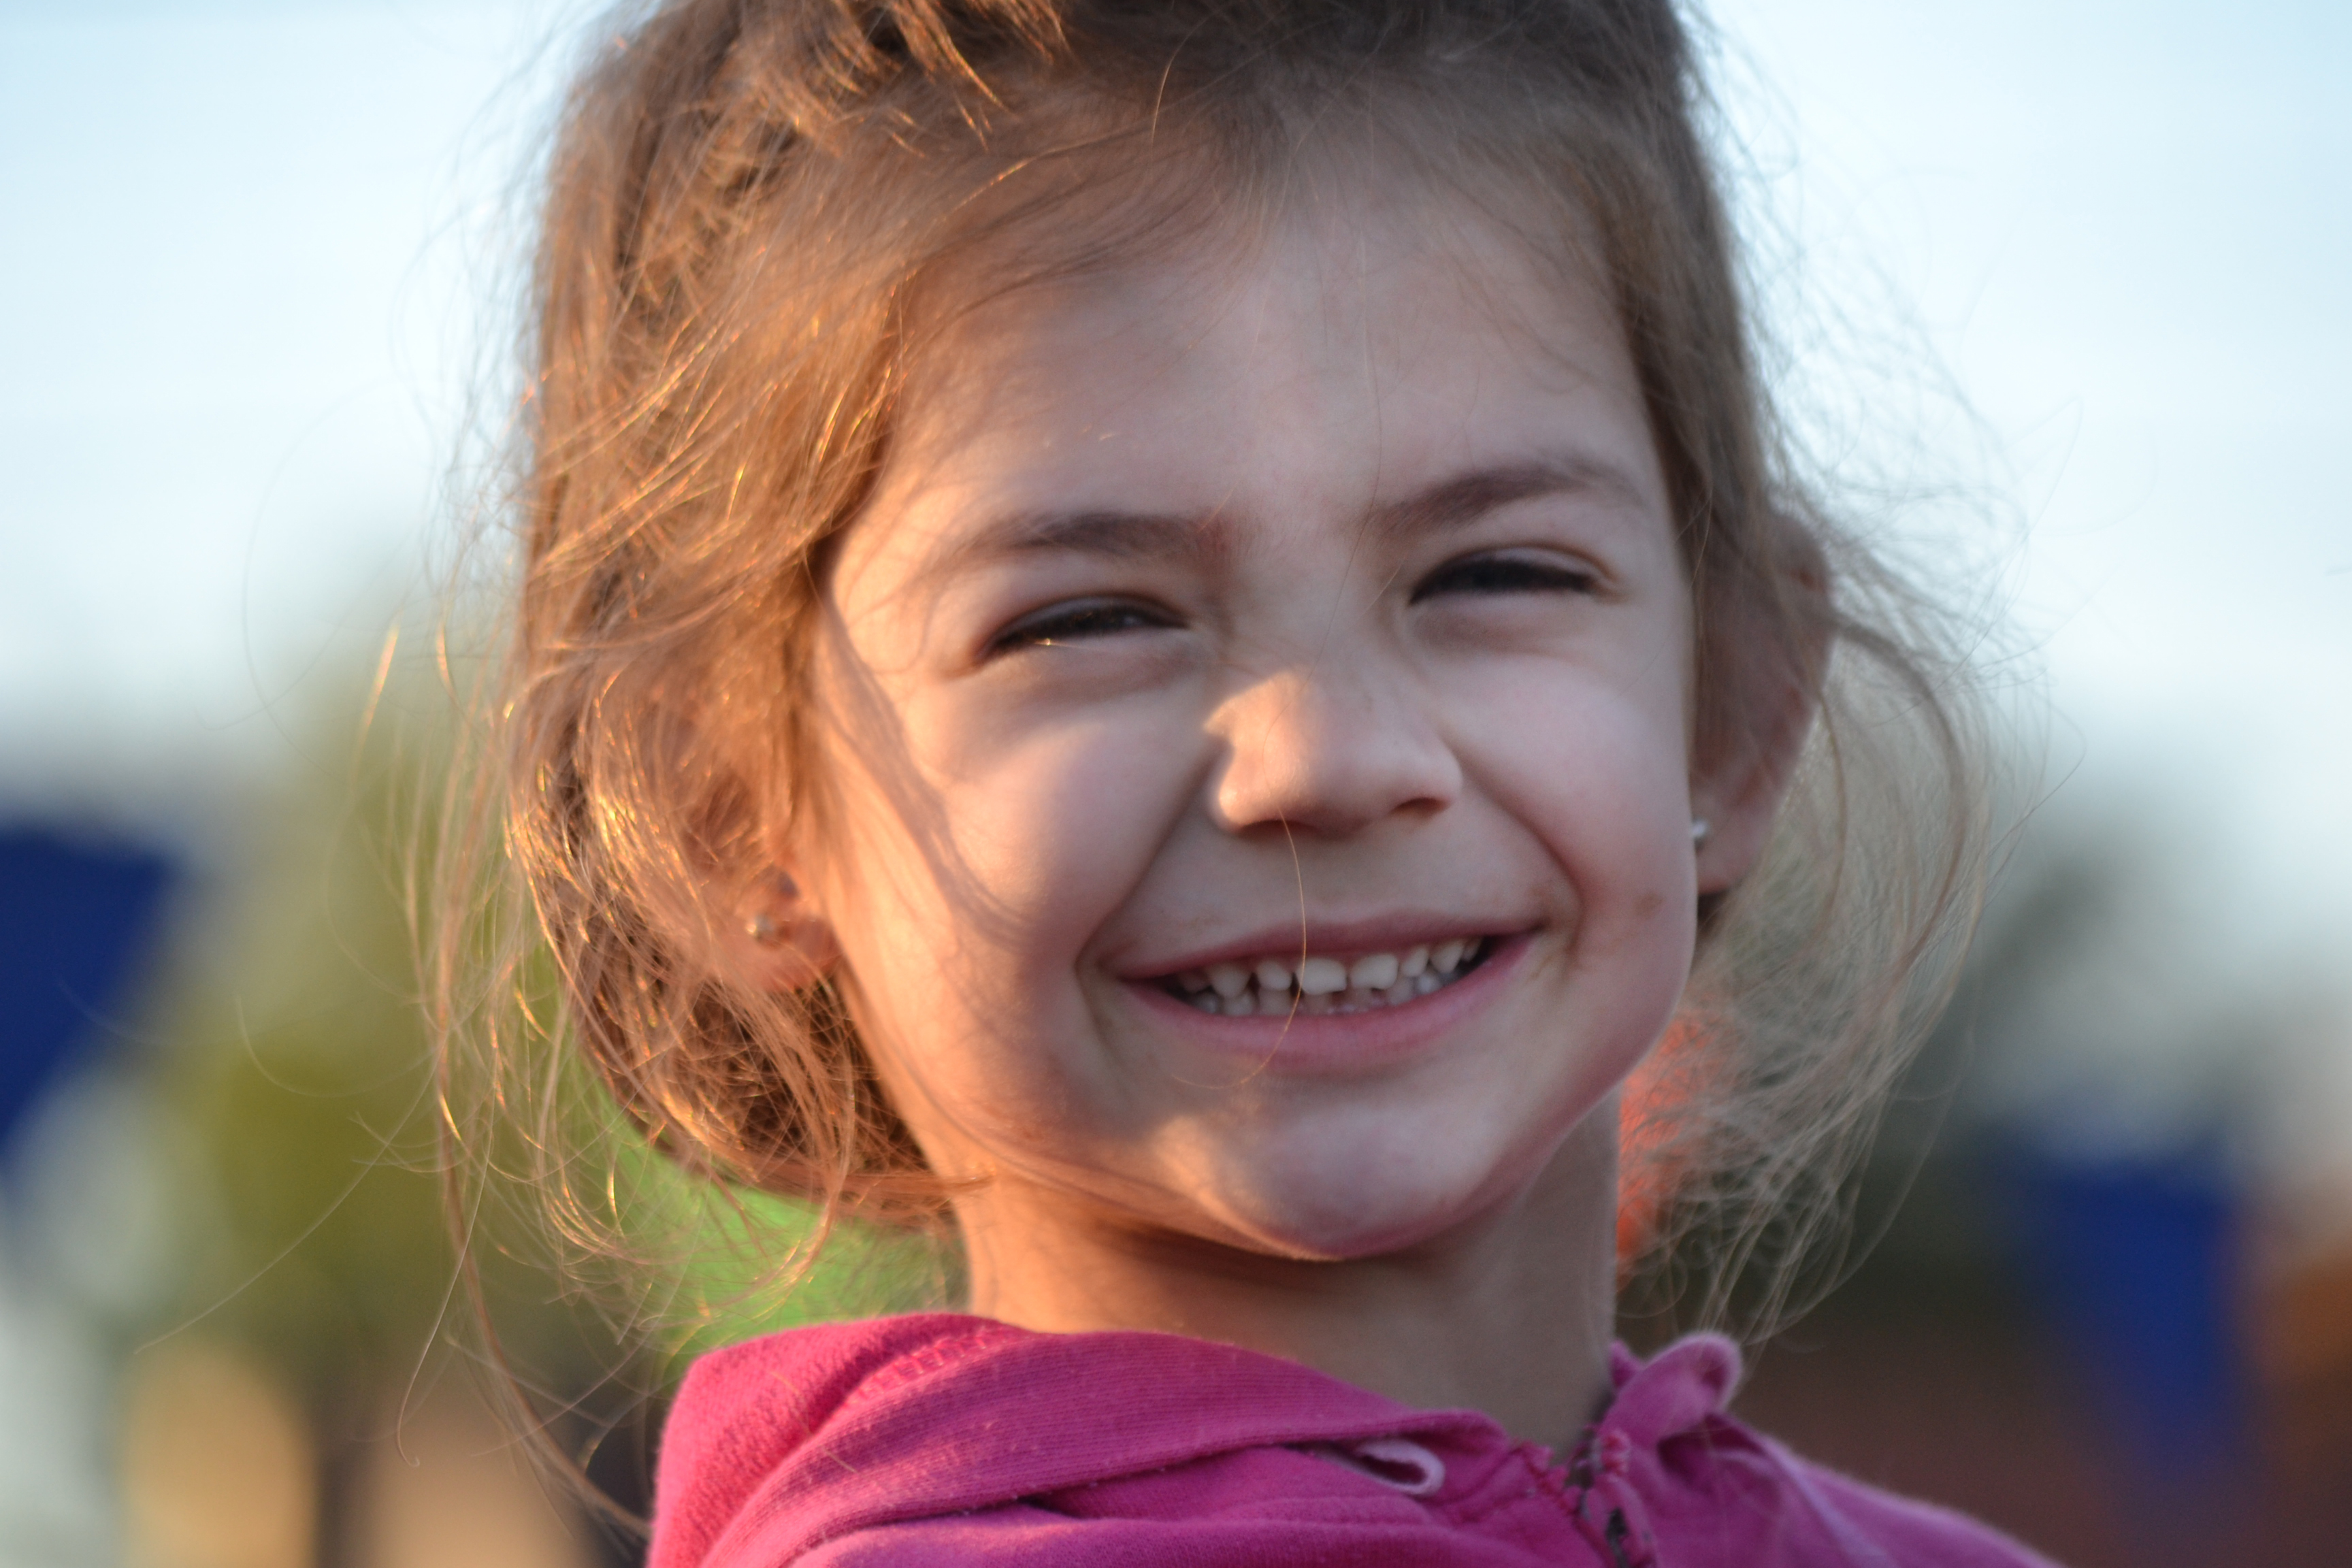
[914,694,1202,958]
[1466,641,1693,838]
[820,691,1202,1114]
[1457,656,1698,1017]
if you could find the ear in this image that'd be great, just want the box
[717,866,840,992]
[1688,555,1829,896]
[1690,700,1812,894]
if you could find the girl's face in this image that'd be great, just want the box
[808,188,1705,1264]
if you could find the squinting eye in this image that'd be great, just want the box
[987,598,1178,655]
[1411,551,1600,602]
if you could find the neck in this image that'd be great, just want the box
[956,1107,1622,1456]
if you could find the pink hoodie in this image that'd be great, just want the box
[649,1313,2059,1567]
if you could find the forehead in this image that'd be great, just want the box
[843,180,1665,585]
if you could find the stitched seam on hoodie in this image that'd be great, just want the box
[1441,1443,1571,1531]
[838,1328,1017,1407]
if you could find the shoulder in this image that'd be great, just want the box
[647,1314,1020,1568]
[647,1313,1474,1568]
[1610,1337,2063,1568]
[1776,1458,2068,1568]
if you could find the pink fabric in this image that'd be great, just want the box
[649,1313,2060,1567]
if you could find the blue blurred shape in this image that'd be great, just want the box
[2004,1140,2248,1498]
[0,826,178,1152]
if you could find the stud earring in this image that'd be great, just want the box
[743,870,800,946]
[1690,817,1711,848]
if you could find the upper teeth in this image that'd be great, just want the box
[1173,939,1484,1016]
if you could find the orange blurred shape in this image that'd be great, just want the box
[2251,1238,2352,1473]
[122,1341,315,1568]
[349,1382,595,1568]
[1618,1013,1716,1269]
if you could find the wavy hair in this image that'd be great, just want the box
[434,0,1988,1356]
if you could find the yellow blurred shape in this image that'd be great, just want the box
[351,1386,592,1568]
[122,1341,316,1568]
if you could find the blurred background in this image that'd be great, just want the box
[1,2,2345,1566]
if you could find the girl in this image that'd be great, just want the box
[448,0,2043,1562]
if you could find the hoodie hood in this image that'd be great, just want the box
[649,1313,2053,1568]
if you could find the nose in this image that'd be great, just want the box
[1208,662,1461,838]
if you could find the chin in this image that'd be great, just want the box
[1184,1130,1558,1264]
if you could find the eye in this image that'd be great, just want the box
[986,596,1179,656]
[1410,549,1602,602]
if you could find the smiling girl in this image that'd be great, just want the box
[444,1,2047,1563]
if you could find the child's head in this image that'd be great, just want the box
[463,0,1981,1314]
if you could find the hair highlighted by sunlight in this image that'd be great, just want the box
[434,0,1988,1347]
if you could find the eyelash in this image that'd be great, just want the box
[987,551,1598,657]
[987,598,1178,655]
[1411,551,1601,601]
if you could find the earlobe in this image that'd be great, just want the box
[1690,723,1803,896]
[1690,521,1831,896]
[1692,668,1825,897]
[728,868,839,990]
[1690,660,1819,894]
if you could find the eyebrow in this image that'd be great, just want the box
[1365,456,1650,543]
[937,453,1651,576]
[980,508,1218,561]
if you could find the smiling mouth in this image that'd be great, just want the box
[1162,937,1494,1017]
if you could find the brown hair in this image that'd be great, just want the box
[436,0,1987,1341]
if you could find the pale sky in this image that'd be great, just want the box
[2,0,2346,1039]
[1712,0,2351,948]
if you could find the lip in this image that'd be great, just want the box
[1124,928,1534,1077]
[1117,915,1531,981]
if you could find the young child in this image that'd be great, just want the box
[455,0,2049,1562]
